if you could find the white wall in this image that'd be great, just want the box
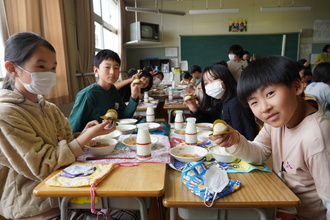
[124,0,330,47]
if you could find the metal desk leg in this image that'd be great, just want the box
[133,197,148,220]
[252,208,267,220]
[167,109,173,123]
[170,207,177,220]
[59,197,72,220]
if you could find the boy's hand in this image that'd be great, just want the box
[212,125,240,147]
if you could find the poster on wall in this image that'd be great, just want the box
[229,18,248,32]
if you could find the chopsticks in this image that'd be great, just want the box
[86,157,136,160]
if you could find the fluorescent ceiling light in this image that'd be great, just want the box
[260,6,311,11]
[189,8,239,14]
[125,6,186,16]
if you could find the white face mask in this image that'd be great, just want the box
[17,66,56,95]
[228,54,235,61]
[205,80,225,99]
[153,77,161,85]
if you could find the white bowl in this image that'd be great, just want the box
[122,135,158,151]
[197,130,213,141]
[209,146,236,163]
[196,123,213,131]
[173,129,185,140]
[93,130,122,140]
[144,122,161,132]
[118,118,138,125]
[169,146,208,163]
[116,125,136,134]
[85,138,118,156]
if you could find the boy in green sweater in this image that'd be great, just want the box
[69,50,141,133]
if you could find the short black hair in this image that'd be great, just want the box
[127,68,137,77]
[322,44,330,53]
[190,65,201,74]
[237,55,301,106]
[154,71,164,80]
[182,71,192,79]
[139,70,153,92]
[313,62,330,83]
[228,44,244,57]
[94,49,121,68]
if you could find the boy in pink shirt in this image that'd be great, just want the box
[213,55,330,220]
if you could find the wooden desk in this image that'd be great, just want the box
[163,99,189,123]
[34,163,166,220]
[163,168,300,220]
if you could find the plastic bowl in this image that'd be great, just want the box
[196,123,213,131]
[209,146,236,163]
[118,118,138,125]
[116,125,136,134]
[197,130,213,141]
[85,138,118,156]
[144,122,160,132]
[122,135,158,151]
[93,130,122,140]
[173,129,185,140]
[169,146,208,163]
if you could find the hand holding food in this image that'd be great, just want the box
[212,119,229,135]
[183,94,196,102]
[100,109,119,121]
[211,120,240,148]
[132,78,143,84]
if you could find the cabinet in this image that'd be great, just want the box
[140,59,170,72]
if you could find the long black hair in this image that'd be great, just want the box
[199,64,237,110]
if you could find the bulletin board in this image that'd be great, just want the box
[180,33,299,70]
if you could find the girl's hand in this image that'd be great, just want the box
[77,120,116,147]
[130,82,142,101]
[212,125,240,148]
[184,96,198,112]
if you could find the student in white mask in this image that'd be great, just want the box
[227,44,248,82]
[153,71,164,86]
[0,32,116,219]
[185,64,258,141]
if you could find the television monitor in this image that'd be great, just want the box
[130,22,159,42]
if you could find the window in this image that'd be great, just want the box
[93,0,119,54]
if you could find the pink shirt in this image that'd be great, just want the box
[231,108,330,220]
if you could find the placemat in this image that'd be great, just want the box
[78,134,170,164]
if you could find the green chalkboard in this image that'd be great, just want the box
[180,33,299,70]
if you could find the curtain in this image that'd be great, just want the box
[4,0,70,106]
[118,0,128,81]
[73,0,96,91]
[0,0,9,77]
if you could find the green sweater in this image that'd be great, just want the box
[69,83,138,133]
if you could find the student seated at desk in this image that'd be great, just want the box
[116,69,153,102]
[69,50,142,133]
[213,56,330,220]
[0,32,116,220]
[305,62,330,118]
[180,71,192,85]
[185,63,258,141]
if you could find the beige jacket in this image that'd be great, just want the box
[0,89,82,219]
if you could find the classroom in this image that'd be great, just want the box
[0,0,330,220]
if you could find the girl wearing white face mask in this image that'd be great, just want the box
[226,44,249,82]
[0,32,116,219]
[185,64,258,141]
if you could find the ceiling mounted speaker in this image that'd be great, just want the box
[300,28,313,37]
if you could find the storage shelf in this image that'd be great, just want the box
[124,40,164,47]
